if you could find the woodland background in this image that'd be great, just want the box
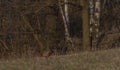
[0,0,120,57]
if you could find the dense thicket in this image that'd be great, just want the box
[0,0,120,57]
[0,0,83,56]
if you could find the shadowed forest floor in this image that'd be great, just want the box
[0,48,120,70]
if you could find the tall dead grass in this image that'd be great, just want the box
[0,48,120,70]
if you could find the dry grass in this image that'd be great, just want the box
[0,48,120,70]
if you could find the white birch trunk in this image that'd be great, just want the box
[64,0,69,25]
[95,0,101,38]
[58,0,73,46]
[89,0,95,48]
[58,0,69,39]
[89,0,94,36]
[92,0,101,48]
[89,0,101,48]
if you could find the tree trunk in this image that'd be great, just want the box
[58,0,73,45]
[94,0,101,49]
[64,0,69,26]
[80,0,90,50]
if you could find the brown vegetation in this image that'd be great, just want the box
[0,48,120,70]
[0,0,120,58]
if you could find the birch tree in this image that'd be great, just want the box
[89,0,95,48]
[64,0,69,26]
[94,0,101,48]
[58,0,73,47]
[89,0,101,49]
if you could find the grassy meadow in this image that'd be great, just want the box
[0,48,120,70]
